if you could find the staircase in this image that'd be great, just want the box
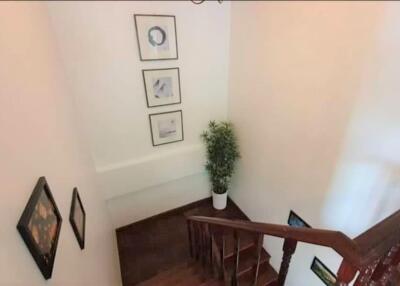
[131,206,400,286]
[137,230,277,286]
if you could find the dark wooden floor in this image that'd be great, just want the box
[116,197,248,286]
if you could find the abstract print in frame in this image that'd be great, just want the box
[134,14,178,61]
[142,67,181,108]
[17,177,62,280]
[149,110,184,146]
[69,188,86,250]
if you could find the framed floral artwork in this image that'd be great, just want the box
[69,188,86,250]
[17,177,62,280]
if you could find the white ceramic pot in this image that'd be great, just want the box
[212,191,227,210]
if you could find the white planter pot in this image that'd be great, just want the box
[212,191,227,210]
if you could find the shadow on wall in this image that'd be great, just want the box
[323,160,400,237]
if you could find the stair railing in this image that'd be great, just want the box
[186,209,400,286]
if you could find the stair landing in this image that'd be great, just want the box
[116,198,276,285]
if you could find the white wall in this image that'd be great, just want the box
[0,2,120,285]
[228,2,400,285]
[46,1,231,227]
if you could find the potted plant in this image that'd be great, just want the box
[201,121,240,210]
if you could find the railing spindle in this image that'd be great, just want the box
[232,230,240,286]
[254,233,264,285]
[336,260,357,286]
[187,220,194,258]
[277,238,297,286]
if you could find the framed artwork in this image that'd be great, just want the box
[142,68,181,108]
[17,177,62,280]
[311,257,337,286]
[69,188,86,250]
[134,14,178,61]
[149,110,183,146]
[288,210,311,228]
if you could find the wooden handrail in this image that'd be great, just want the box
[188,212,400,269]
[354,209,400,266]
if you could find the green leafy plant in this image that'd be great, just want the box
[201,121,240,194]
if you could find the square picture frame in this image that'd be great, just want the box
[69,188,86,250]
[142,67,181,108]
[288,210,311,228]
[311,257,337,286]
[134,14,178,61]
[17,177,62,280]
[149,110,184,146]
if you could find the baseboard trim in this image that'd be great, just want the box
[116,197,212,232]
[116,196,250,233]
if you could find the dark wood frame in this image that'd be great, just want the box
[134,14,179,61]
[69,188,86,250]
[16,177,62,280]
[288,210,311,228]
[148,110,184,146]
[142,67,182,108]
[311,257,337,286]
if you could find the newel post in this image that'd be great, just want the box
[336,260,357,286]
[277,238,297,286]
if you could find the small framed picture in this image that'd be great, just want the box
[69,188,86,250]
[134,14,178,61]
[143,68,181,108]
[288,210,311,228]
[311,257,337,286]
[17,177,62,280]
[149,110,183,146]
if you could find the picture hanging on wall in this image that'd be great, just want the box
[287,210,311,228]
[69,188,86,250]
[149,110,184,146]
[134,14,178,61]
[311,257,337,286]
[16,177,62,280]
[142,67,181,108]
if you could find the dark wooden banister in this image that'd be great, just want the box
[189,216,360,264]
[354,209,400,265]
[187,209,400,286]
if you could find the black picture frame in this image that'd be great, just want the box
[311,257,337,286]
[149,110,184,146]
[134,14,179,61]
[288,210,311,228]
[142,67,182,108]
[17,177,62,280]
[69,188,86,250]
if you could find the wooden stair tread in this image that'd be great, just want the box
[137,262,200,286]
[214,229,257,259]
[238,263,278,286]
[225,246,270,277]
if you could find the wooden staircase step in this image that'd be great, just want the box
[237,263,278,286]
[225,245,270,277]
[214,229,257,259]
[137,262,199,286]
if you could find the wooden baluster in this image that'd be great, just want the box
[254,233,264,285]
[204,223,212,266]
[195,222,202,261]
[187,220,194,258]
[232,230,240,286]
[277,238,297,286]
[356,244,400,286]
[353,259,380,286]
[200,224,207,267]
[221,231,227,281]
[336,260,357,286]
[375,243,400,285]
